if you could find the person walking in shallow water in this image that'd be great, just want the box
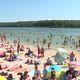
[48,42,51,49]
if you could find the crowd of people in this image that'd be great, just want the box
[0,32,80,80]
[0,64,78,80]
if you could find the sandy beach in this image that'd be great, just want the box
[0,28,80,80]
[0,42,80,80]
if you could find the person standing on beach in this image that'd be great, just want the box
[17,41,20,54]
[1,35,3,43]
[37,46,41,58]
[34,65,41,80]
[43,66,48,80]
[41,47,44,57]
[70,51,75,61]
[13,40,17,46]
[23,71,30,80]
[3,33,6,42]
[50,68,56,80]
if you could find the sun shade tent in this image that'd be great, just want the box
[54,48,68,64]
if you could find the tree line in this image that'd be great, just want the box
[0,20,80,28]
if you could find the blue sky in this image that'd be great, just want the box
[0,0,80,22]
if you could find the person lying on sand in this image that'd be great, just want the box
[25,59,34,64]
[5,52,17,61]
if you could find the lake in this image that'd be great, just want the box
[0,27,80,50]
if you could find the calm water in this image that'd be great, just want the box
[0,27,80,50]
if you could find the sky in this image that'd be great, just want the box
[0,0,80,22]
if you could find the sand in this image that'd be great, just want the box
[0,43,80,80]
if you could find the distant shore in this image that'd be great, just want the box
[0,20,80,28]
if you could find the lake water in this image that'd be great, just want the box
[0,27,80,50]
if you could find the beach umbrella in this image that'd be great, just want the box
[0,75,7,80]
[54,48,68,63]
